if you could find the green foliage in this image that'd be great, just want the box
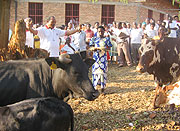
[88,0,128,4]
[172,0,180,20]
[88,0,98,3]
[172,0,180,5]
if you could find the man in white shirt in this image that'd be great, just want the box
[24,18,34,48]
[92,22,99,37]
[168,16,179,38]
[115,22,132,67]
[145,18,151,31]
[163,14,170,28]
[27,16,80,57]
[72,24,87,59]
[130,22,143,64]
[144,23,158,38]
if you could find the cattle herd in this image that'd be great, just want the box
[1,28,180,130]
[0,53,99,130]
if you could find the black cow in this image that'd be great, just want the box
[0,53,99,106]
[136,37,180,108]
[0,97,74,131]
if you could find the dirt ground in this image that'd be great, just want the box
[68,63,180,131]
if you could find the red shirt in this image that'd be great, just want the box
[85,29,94,41]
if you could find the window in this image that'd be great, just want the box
[28,3,43,25]
[148,9,153,19]
[102,5,115,25]
[65,4,79,26]
[160,13,164,21]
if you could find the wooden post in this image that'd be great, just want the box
[0,0,11,49]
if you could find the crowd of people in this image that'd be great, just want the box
[55,14,180,66]
[18,14,180,93]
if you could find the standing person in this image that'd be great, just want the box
[130,22,143,65]
[111,21,117,33]
[145,18,151,30]
[150,18,159,31]
[24,17,34,48]
[168,16,179,38]
[69,18,76,29]
[26,16,80,57]
[157,20,162,27]
[115,22,132,67]
[61,37,78,54]
[110,21,118,64]
[8,28,12,43]
[33,24,40,48]
[85,23,94,45]
[163,14,170,28]
[92,22,99,37]
[89,26,112,94]
[72,24,87,59]
[67,22,74,30]
[141,22,146,39]
[144,23,158,38]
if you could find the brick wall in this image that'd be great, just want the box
[9,0,179,29]
[142,0,179,15]
[10,1,15,30]
[10,2,28,30]
[115,5,138,23]
[43,2,65,27]
[80,3,101,25]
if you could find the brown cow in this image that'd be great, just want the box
[136,37,180,108]
[154,81,180,112]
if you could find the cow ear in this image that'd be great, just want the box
[84,58,95,68]
[45,57,66,70]
[154,38,164,45]
[154,40,159,45]
[162,85,169,93]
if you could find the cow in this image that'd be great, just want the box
[136,37,180,108]
[154,81,180,112]
[0,53,99,106]
[0,97,74,131]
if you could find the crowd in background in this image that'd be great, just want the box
[10,14,180,66]
[10,14,180,93]
[44,14,180,67]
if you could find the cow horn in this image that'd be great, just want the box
[59,54,72,64]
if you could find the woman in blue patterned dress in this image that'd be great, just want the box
[89,26,112,94]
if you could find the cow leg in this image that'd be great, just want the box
[152,84,161,109]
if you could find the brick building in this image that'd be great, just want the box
[9,0,179,29]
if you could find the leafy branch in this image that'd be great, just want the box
[88,0,128,4]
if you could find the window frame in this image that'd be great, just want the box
[28,2,43,25]
[160,13,164,22]
[148,9,153,19]
[65,4,79,26]
[101,5,115,25]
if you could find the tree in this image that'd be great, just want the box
[0,0,11,49]
[172,0,180,19]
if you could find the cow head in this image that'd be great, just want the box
[154,86,168,108]
[136,38,161,73]
[45,54,99,101]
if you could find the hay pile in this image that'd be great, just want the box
[0,19,49,61]
[68,64,180,130]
